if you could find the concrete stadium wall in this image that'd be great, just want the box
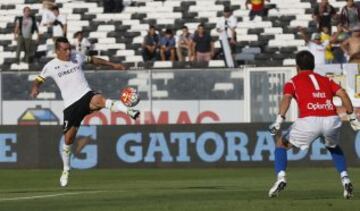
[0,123,359,169]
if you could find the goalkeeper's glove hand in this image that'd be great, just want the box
[269,115,285,135]
[348,112,360,131]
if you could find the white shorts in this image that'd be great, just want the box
[283,116,342,150]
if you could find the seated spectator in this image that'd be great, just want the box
[312,0,336,33]
[160,28,176,61]
[298,27,329,65]
[14,6,39,63]
[50,6,67,40]
[192,24,214,62]
[176,26,193,62]
[142,25,159,62]
[72,31,92,55]
[246,0,270,21]
[341,25,360,63]
[340,0,360,32]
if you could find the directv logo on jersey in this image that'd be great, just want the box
[57,66,80,78]
[307,100,334,110]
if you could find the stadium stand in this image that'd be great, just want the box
[2,69,244,100]
[0,0,351,72]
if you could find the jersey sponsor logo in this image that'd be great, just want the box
[312,92,326,98]
[57,66,80,78]
[306,100,334,111]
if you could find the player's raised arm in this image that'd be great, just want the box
[90,56,126,70]
[30,76,45,98]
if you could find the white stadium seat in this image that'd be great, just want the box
[209,60,226,68]
[213,83,234,91]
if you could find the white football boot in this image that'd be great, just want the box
[60,170,69,187]
[341,176,353,199]
[268,171,287,198]
[127,108,140,120]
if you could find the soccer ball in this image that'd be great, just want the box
[120,87,140,107]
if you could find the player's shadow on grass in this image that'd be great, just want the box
[3,188,99,194]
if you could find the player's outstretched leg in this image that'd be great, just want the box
[328,146,353,199]
[89,94,140,120]
[105,99,140,120]
[269,137,288,198]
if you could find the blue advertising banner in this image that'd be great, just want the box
[0,124,359,168]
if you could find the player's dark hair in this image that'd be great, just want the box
[295,50,315,70]
[181,25,188,30]
[55,37,70,50]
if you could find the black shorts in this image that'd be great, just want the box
[63,91,96,133]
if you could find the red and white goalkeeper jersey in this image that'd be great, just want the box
[283,70,341,118]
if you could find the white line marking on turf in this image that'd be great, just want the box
[0,190,108,202]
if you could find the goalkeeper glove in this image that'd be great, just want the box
[269,115,285,135]
[348,112,360,131]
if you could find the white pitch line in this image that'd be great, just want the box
[0,190,107,202]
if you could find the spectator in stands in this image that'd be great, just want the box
[159,29,176,61]
[246,0,270,21]
[298,27,329,65]
[14,6,39,64]
[177,26,193,62]
[312,0,336,33]
[50,6,67,41]
[40,0,56,29]
[192,24,214,62]
[331,25,349,63]
[320,26,334,63]
[216,6,237,67]
[142,25,159,62]
[341,25,360,63]
[340,0,360,32]
[72,31,92,55]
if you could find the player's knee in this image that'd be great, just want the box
[90,95,106,109]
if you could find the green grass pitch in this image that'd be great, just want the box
[0,168,359,211]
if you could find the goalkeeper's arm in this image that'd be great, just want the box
[336,88,354,115]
